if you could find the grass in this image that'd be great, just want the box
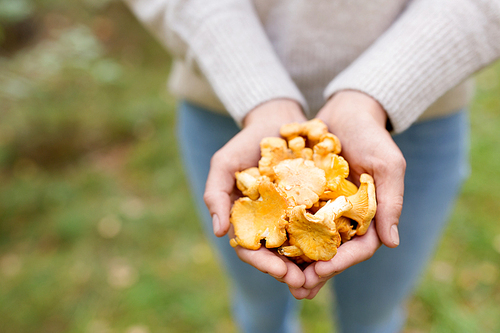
[0,1,499,332]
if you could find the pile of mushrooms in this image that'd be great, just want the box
[229,119,377,263]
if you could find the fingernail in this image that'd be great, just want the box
[391,225,400,246]
[212,214,220,235]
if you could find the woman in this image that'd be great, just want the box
[125,1,500,332]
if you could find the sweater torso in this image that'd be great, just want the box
[126,0,499,130]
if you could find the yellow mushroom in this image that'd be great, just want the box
[279,122,303,140]
[314,153,358,199]
[279,196,352,261]
[235,167,265,200]
[279,119,329,147]
[288,136,313,160]
[230,120,378,262]
[258,137,293,180]
[314,133,342,156]
[344,173,377,236]
[274,158,326,208]
[335,216,357,243]
[314,196,353,229]
[279,204,341,261]
[229,178,289,250]
[302,119,329,146]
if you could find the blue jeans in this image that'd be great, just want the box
[176,101,469,333]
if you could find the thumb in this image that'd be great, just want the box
[203,152,236,237]
[372,154,406,248]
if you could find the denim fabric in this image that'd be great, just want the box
[333,111,469,333]
[176,101,469,333]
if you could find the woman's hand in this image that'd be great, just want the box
[296,90,406,299]
[203,99,311,294]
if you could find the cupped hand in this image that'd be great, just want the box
[203,98,311,294]
[298,90,406,299]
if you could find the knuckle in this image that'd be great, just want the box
[203,190,216,206]
[369,151,406,174]
[392,153,407,171]
[211,149,238,171]
[210,150,225,167]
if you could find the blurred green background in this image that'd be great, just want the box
[0,1,499,332]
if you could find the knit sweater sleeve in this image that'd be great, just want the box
[124,0,307,125]
[323,0,500,133]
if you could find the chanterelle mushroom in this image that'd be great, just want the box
[335,216,357,243]
[279,119,328,147]
[279,205,340,261]
[279,122,303,140]
[229,119,378,261]
[302,119,329,145]
[229,178,289,250]
[288,136,313,160]
[314,153,358,199]
[314,196,353,229]
[344,173,377,236]
[279,197,352,261]
[274,158,326,208]
[314,133,341,156]
[235,167,265,200]
[258,137,293,179]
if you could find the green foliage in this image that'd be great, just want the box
[0,0,35,23]
[0,1,499,332]
[406,61,500,333]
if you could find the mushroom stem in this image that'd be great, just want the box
[278,245,304,257]
[315,196,353,229]
[235,167,262,200]
[344,174,377,236]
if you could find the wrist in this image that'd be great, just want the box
[243,99,306,128]
[319,90,388,133]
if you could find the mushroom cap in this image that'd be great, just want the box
[279,122,303,140]
[258,137,293,179]
[288,136,313,160]
[344,173,377,235]
[320,179,358,201]
[235,167,264,200]
[279,119,329,147]
[314,133,342,155]
[314,153,358,197]
[230,178,289,250]
[302,119,329,144]
[274,158,326,208]
[284,205,341,261]
[288,136,306,153]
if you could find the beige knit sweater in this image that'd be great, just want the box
[125,0,500,133]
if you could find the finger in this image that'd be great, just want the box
[303,261,341,289]
[372,148,406,248]
[314,223,381,277]
[203,151,237,237]
[235,246,288,279]
[280,259,306,289]
[304,261,340,290]
[305,281,327,300]
[289,286,311,300]
[303,263,325,289]
[236,247,306,289]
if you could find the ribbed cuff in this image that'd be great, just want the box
[324,0,500,133]
[174,3,308,126]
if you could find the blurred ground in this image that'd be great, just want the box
[0,1,499,332]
